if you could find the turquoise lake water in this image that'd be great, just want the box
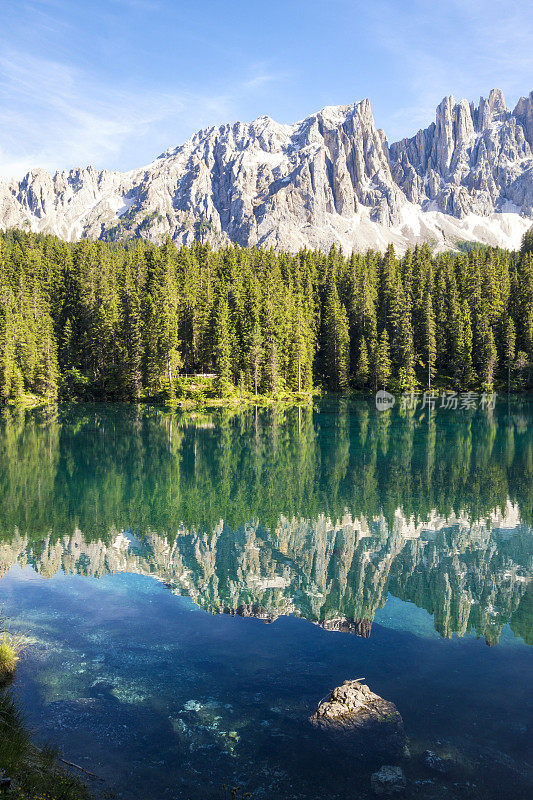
[0,399,531,799]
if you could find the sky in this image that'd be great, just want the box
[1,0,532,180]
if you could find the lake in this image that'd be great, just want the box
[0,399,531,800]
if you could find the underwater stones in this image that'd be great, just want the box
[111,684,147,704]
[310,679,405,759]
[176,699,243,755]
[422,750,453,775]
[183,699,203,712]
[371,765,407,795]
[45,698,131,746]
[89,679,114,697]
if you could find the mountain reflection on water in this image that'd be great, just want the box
[1,399,531,646]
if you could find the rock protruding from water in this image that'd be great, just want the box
[310,680,405,760]
[371,765,407,795]
[312,680,402,730]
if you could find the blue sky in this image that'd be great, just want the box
[1,0,532,179]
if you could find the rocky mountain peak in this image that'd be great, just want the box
[478,87,508,128]
[513,91,533,148]
[390,88,533,221]
[0,89,532,253]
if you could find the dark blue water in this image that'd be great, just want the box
[0,400,531,799]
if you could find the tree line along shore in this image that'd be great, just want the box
[0,228,532,406]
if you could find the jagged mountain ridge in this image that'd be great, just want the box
[1,89,533,252]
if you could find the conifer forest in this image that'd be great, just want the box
[1,229,532,404]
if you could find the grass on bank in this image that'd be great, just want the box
[0,625,90,800]
[5,373,317,410]
[4,393,51,410]
[5,370,531,412]
[0,691,90,800]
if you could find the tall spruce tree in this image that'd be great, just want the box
[376,329,392,390]
[213,291,232,393]
[323,275,350,391]
[355,337,370,388]
[422,276,436,389]
[505,318,516,393]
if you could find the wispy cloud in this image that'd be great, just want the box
[241,64,289,91]
[0,50,285,180]
[1,0,530,176]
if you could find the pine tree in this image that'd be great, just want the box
[0,297,16,401]
[122,285,143,400]
[446,268,464,384]
[261,277,281,394]
[214,291,232,393]
[61,318,74,371]
[505,318,516,393]
[323,276,350,391]
[242,276,263,394]
[288,287,313,393]
[34,315,59,402]
[355,337,369,387]
[423,277,436,389]
[459,299,474,388]
[478,322,498,392]
[249,319,263,395]
[10,367,24,400]
[520,226,533,256]
[375,329,392,390]
[389,275,416,390]
[349,253,377,386]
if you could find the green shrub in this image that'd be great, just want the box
[0,634,21,679]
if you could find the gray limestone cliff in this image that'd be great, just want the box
[390,89,533,219]
[1,90,532,253]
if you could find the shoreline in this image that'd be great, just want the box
[3,387,533,413]
[2,389,317,411]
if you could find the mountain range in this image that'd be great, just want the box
[1,88,533,253]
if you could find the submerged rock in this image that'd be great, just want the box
[310,679,405,759]
[371,765,407,795]
[422,750,453,775]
